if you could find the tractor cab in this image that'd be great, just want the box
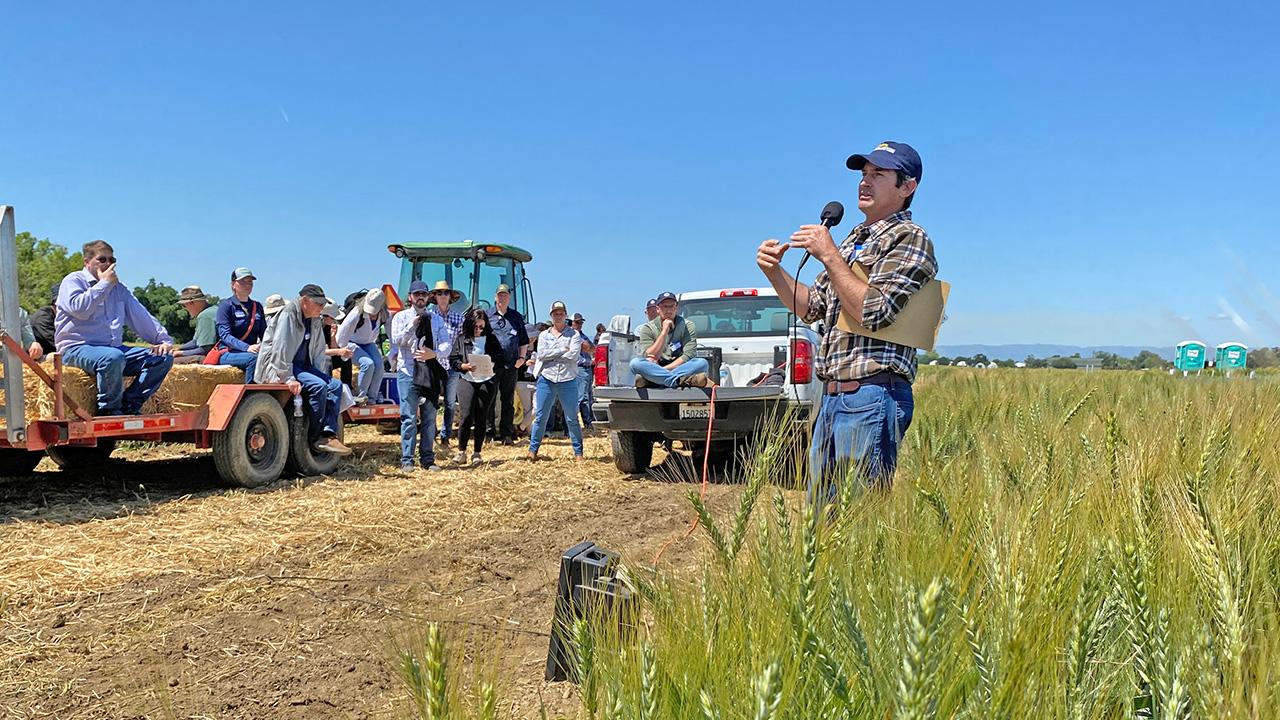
[387,241,536,321]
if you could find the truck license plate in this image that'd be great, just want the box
[679,403,711,420]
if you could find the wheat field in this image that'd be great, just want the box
[399,367,1280,719]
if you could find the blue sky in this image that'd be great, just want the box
[3,1,1278,348]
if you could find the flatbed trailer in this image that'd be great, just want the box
[0,205,346,487]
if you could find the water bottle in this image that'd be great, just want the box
[293,394,303,418]
[719,365,731,387]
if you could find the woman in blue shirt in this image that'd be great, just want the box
[214,267,267,382]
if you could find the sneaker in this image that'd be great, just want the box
[452,450,467,464]
[353,395,369,406]
[439,435,451,449]
[314,437,353,455]
[634,375,650,389]
[401,462,415,473]
[501,438,514,447]
[425,464,442,472]
[526,451,538,461]
[470,453,482,466]
[677,372,710,388]
[573,455,586,463]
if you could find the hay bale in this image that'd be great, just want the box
[3,360,243,418]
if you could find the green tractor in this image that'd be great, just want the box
[386,241,536,321]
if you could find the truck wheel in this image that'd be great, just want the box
[0,448,43,478]
[611,431,653,474]
[213,393,288,488]
[45,439,117,472]
[286,412,345,477]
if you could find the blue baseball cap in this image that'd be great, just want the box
[408,280,430,295]
[846,141,923,182]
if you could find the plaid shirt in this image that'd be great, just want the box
[802,210,938,383]
[430,305,466,347]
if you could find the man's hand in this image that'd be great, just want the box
[461,362,475,372]
[788,225,840,267]
[286,379,302,395]
[514,357,526,368]
[151,342,174,356]
[99,262,119,286]
[413,348,436,361]
[661,318,675,335]
[756,239,789,273]
[27,342,43,361]
[336,347,353,361]
[247,343,260,353]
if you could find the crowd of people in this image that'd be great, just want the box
[13,242,623,472]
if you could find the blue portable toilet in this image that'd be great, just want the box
[1174,340,1206,373]
[1216,342,1248,372]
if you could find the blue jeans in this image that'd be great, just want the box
[529,376,584,456]
[352,342,385,401]
[576,367,594,429]
[219,351,258,383]
[62,344,174,415]
[440,369,460,440]
[809,381,915,500]
[294,365,342,441]
[629,356,710,388]
[397,375,438,466]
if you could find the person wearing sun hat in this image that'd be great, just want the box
[428,280,466,448]
[756,139,938,495]
[336,287,389,404]
[173,285,219,362]
[214,267,267,384]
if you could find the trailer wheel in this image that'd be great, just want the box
[286,411,345,477]
[212,393,288,488]
[0,448,43,478]
[610,431,653,474]
[45,439,117,472]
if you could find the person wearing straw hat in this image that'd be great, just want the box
[336,288,388,404]
[173,285,219,363]
[527,300,587,462]
[213,267,267,383]
[428,279,466,448]
[255,284,351,455]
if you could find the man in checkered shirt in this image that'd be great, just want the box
[757,141,938,496]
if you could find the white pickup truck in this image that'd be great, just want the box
[591,288,822,474]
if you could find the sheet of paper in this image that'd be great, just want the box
[466,353,495,383]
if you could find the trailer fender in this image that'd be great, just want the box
[206,384,293,433]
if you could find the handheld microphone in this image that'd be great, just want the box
[796,201,844,273]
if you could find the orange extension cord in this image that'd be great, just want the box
[651,384,717,566]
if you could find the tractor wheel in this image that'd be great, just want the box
[286,411,345,477]
[610,431,654,474]
[212,393,289,488]
[0,448,43,478]
[45,439,117,472]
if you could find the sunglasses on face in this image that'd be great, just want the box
[95,256,116,264]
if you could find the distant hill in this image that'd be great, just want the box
[935,344,1176,362]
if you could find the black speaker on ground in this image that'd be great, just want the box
[545,541,636,682]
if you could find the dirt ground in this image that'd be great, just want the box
[0,425,740,719]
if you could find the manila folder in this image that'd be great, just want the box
[834,263,950,352]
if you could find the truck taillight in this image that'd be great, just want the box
[594,344,609,387]
[790,338,813,385]
[719,289,759,297]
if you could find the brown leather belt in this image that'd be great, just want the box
[824,371,905,395]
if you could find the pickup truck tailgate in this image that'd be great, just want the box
[595,386,785,440]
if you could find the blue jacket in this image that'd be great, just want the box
[215,297,266,352]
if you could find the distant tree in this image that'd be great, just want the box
[1024,355,1049,369]
[15,232,82,312]
[994,359,1016,368]
[1049,356,1078,370]
[935,356,952,366]
[1132,350,1170,370]
[132,279,194,344]
[919,350,940,364]
[971,353,990,366]
[1247,347,1279,368]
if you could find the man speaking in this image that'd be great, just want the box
[757,141,938,496]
